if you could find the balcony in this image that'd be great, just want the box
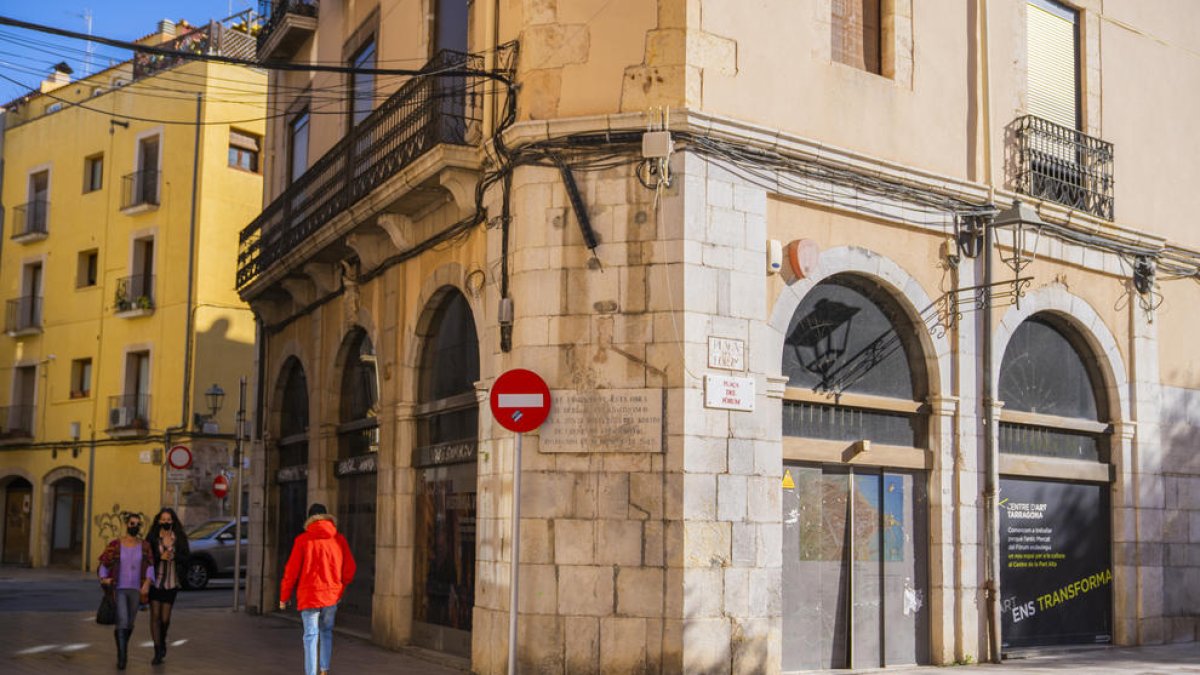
[257,0,319,60]
[11,200,49,242]
[1008,114,1114,220]
[5,296,42,336]
[0,405,35,441]
[237,50,484,292]
[121,170,161,212]
[108,394,150,436]
[113,275,155,317]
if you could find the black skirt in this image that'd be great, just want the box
[148,586,179,603]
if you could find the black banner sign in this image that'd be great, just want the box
[1000,477,1112,649]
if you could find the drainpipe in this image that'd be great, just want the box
[977,0,1003,664]
[177,92,203,433]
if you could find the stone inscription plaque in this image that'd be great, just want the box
[540,388,663,453]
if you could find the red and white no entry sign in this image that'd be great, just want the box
[489,368,551,433]
[212,474,229,499]
[167,445,192,470]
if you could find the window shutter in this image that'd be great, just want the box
[832,0,881,74]
[1027,0,1079,129]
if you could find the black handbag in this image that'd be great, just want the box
[96,587,116,625]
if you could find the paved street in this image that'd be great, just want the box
[2,567,1198,673]
[0,567,462,674]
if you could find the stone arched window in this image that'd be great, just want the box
[411,288,479,656]
[782,274,929,448]
[334,327,378,620]
[273,357,309,580]
[780,274,931,670]
[997,313,1114,648]
[998,315,1110,464]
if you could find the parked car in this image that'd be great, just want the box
[183,517,249,590]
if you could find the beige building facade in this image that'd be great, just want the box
[241,0,1200,671]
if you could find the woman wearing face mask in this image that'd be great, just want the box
[146,507,189,664]
[98,512,155,670]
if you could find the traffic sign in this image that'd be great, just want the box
[212,474,229,499]
[167,445,193,470]
[489,369,551,433]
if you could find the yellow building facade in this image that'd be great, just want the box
[0,20,264,571]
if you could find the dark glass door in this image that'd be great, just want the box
[2,479,32,566]
[50,478,85,567]
[782,464,929,670]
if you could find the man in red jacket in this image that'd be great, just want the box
[280,503,356,675]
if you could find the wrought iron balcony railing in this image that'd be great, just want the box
[113,275,155,313]
[121,170,161,210]
[5,296,42,333]
[257,0,319,52]
[12,200,49,239]
[108,394,151,432]
[0,405,35,439]
[1009,114,1113,220]
[237,50,483,290]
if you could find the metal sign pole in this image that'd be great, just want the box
[507,431,523,675]
[232,376,246,612]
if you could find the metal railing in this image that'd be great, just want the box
[257,0,319,50]
[12,200,49,238]
[5,296,42,333]
[0,405,35,439]
[108,394,151,431]
[121,170,161,209]
[1009,114,1114,220]
[113,275,155,312]
[236,49,484,289]
[133,21,257,80]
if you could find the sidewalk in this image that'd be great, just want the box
[817,643,1200,675]
[3,606,463,674]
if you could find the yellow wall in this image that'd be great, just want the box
[0,59,265,569]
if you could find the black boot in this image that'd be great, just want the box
[115,628,129,670]
[161,621,170,661]
[151,620,168,664]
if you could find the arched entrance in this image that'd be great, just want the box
[49,477,85,567]
[997,314,1113,648]
[275,358,309,582]
[411,289,479,657]
[335,328,378,625]
[2,476,33,566]
[780,274,931,670]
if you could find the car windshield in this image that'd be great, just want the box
[188,520,229,539]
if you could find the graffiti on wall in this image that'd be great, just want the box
[94,503,148,542]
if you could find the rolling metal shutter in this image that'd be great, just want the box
[1027,0,1079,130]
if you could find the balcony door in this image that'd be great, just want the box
[434,0,469,144]
[137,135,160,204]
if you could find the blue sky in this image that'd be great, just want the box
[0,1,255,101]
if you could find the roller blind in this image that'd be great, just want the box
[1027,0,1079,129]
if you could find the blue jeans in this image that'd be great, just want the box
[300,604,337,675]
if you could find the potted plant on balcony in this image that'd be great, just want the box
[135,295,153,311]
[114,288,132,312]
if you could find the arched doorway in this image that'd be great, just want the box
[2,477,33,566]
[780,274,931,670]
[997,314,1113,648]
[49,477,85,567]
[335,328,378,625]
[275,358,309,583]
[411,289,479,657]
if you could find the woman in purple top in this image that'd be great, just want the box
[98,512,154,670]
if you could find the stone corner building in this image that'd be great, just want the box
[240,1,1200,672]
